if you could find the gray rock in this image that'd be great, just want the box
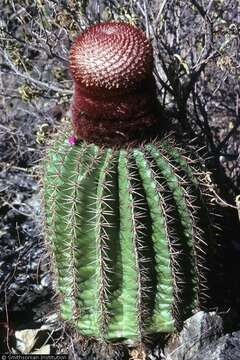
[164,311,224,360]
[191,331,240,360]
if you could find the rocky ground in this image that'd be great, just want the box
[0,1,240,358]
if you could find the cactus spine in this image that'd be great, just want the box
[43,134,211,342]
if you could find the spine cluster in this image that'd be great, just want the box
[43,135,213,342]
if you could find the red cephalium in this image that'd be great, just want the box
[69,21,162,145]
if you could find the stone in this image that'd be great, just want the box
[164,311,224,360]
[191,331,240,360]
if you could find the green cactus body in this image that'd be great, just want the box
[43,134,211,342]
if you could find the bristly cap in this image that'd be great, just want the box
[69,22,153,95]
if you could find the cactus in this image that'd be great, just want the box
[42,22,214,343]
[43,134,213,341]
